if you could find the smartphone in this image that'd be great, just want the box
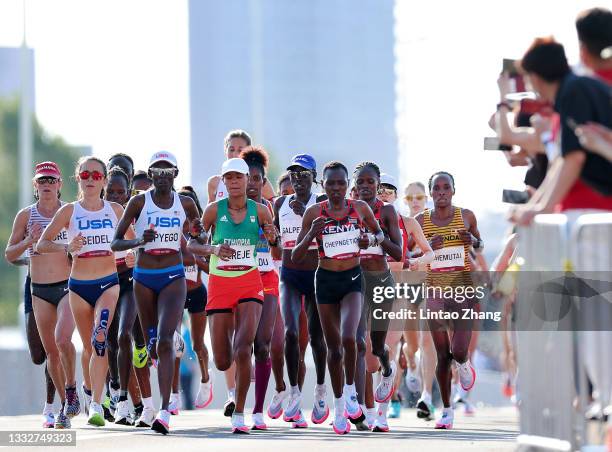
[502,58,526,92]
[502,189,530,204]
[502,59,519,76]
[484,137,500,150]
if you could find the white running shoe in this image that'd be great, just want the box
[343,389,363,420]
[456,360,476,391]
[151,409,171,435]
[251,412,267,430]
[375,360,397,403]
[267,389,288,419]
[114,400,134,426]
[332,414,350,435]
[435,408,454,429]
[195,380,213,409]
[364,407,375,430]
[405,366,422,393]
[168,393,181,415]
[232,413,249,434]
[311,385,329,424]
[372,410,389,433]
[43,404,55,428]
[87,402,105,427]
[283,390,302,422]
[292,410,308,428]
[136,406,156,428]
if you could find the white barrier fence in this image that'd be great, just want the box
[516,212,612,452]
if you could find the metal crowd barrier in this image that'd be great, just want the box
[516,212,612,452]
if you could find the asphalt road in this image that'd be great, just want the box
[0,406,518,451]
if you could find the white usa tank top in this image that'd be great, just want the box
[27,202,68,257]
[278,193,318,250]
[134,191,186,255]
[67,200,117,258]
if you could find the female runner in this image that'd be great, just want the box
[112,151,200,434]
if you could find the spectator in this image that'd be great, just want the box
[575,122,612,161]
[510,37,612,225]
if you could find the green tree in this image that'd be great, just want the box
[0,97,82,326]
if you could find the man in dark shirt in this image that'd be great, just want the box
[511,37,612,225]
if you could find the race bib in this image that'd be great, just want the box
[430,245,465,272]
[360,243,384,259]
[322,230,360,259]
[257,251,275,272]
[217,244,257,271]
[184,264,199,282]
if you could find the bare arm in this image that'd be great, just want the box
[111,195,146,252]
[270,196,284,260]
[379,205,403,262]
[207,175,220,205]
[291,205,321,264]
[36,204,73,254]
[5,209,33,263]
[187,203,224,258]
[405,216,434,265]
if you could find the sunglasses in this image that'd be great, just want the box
[404,194,427,202]
[378,188,396,195]
[289,170,312,180]
[149,167,177,177]
[36,177,59,185]
[79,170,104,181]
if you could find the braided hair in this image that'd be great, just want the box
[353,161,381,179]
[428,171,455,194]
[322,161,349,180]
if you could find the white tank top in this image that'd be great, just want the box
[215,179,228,201]
[278,193,318,250]
[184,263,199,282]
[134,191,186,255]
[67,200,117,258]
[183,233,200,282]
[257,200,275,273]
[26,202,68,257]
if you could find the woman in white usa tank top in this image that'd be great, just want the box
[38,157,127,428]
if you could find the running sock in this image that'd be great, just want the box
[315,384,326,398]
[83,386,92,396]
[333,396,345,417]
[43,402,54,415]
[421,390,432,405]
[290,385,300,395]
[119,390,128,402]
[367,407,376,418]
[253,358,272,414]
[142,397,154,409]
[378,401,389,416]
[133,402,143,412]
[343,383,356,397]
[227,388,236,400]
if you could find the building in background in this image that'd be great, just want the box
[0,46,35,108]
[188,0,397,193]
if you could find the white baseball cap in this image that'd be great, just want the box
[380,173,398,190]
[221,158,249,176]
[149,151,178,167]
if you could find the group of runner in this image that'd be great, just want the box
[6,128,484,435]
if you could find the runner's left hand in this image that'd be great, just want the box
[358,233,370,250]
